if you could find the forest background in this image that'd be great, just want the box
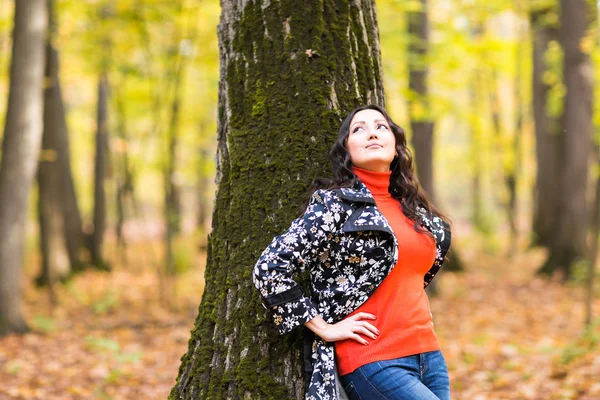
[0,0,599,399]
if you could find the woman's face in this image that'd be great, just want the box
[346,109,396,172]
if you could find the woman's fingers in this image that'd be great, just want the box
[354,326,377,340]
[360,321,380,335]
[353,312,376,320]
[350,333,369,345]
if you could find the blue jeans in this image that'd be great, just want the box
[340,350,451,400]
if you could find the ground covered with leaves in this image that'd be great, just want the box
[0,237,599,399]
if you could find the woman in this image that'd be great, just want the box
[253,104,452,400]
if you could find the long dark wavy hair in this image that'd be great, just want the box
[311,104,450,234]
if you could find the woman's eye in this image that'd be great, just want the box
[378,124,389,130]
[352,126,364,133]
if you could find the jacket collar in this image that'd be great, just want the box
[334,178,441,239]
[334,179,377,204]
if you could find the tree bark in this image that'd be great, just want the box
[0,0,48,335]
[541,0,594,278]
[91,73,109,269]
[530,8,560,248]
[170,0,384,397]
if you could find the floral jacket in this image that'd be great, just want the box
[252,179,451,400]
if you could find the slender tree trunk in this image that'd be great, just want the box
[470,81,486,234]
[530,8,560,249]
[91,73,109,269]
[585,0,600,329]
[489,67,520,255]
[508,11,526,255]
[196,146,211,236]
[407,0,434,200]
[541,0,594,279]
[37,0,81,285]
[407,0,462,279]
[0,0,48,335]
[586,158,600,327]
[164,52,184,306]
[38,43,70,286]
[170,0,385,397]
[113,82,134,265]
[47,0,83,270]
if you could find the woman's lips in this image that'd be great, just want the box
[366,144,383,149]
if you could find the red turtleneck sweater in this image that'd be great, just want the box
[335,167,440,376]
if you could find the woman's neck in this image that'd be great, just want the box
[352,166,391,197]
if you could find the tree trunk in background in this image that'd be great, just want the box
[407,0,462,277]
[507,7,526,255]
[38,0,83,284]
[170,0,385,397]
[407,0,434,200]
[0,0,47,335]
[530,8,560,249]
[470,81,487,234]
[113,84,134,264]
[541,0,593,278]
[165,49,185,258]
[469,24,489,236]
[92,73,109,269]
[164,49,184,305]
[38,43,71,286]
[196,146,212,237]
[586,155,600,326]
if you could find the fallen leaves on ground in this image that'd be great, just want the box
[0,237,599,399]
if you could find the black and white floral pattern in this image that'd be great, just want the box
[253,179,451,400]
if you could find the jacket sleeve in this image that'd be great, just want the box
[253,190,329,335]
[424,216,452,288]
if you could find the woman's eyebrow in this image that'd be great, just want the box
[350,121,365,129]
[375,119,388,124]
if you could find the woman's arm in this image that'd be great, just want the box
[253,190,328,334]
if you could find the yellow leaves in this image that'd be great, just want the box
[404,0,424,13]
[409,99,428,121]
[580,34,594,55]
[39,149,58,162]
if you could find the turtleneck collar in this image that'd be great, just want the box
[353,166,391,197]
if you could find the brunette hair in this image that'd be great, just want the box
[311,104,449,232]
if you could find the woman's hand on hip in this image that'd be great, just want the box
[305,313,379,345]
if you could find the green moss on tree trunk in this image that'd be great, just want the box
[170,0,384,398]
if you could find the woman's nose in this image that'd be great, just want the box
[368,131,378,139]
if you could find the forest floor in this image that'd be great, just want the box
[0,235,599,400]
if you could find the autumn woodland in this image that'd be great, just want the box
[0,0,599,399]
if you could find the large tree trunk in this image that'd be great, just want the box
[530,8,560,248]
[91,73,109,269]
[170,0,384,398]
[0,0,48,335]
[541,0,594,278]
